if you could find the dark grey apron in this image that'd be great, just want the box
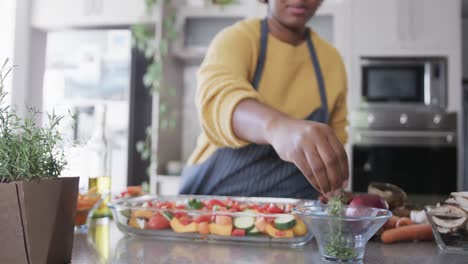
[179,19,329,199]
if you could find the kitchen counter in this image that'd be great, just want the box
[72,218,467,264]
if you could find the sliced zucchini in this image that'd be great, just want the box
[274,214,297,230]
[247,227,261,236]
[242,209,257,214]
[234,216,255,231]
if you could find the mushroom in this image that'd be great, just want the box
[444,198,458,205]
[431,205,467,217]
[431,205,467,232]
[437,226,458,234]
[451,193,468,212]
[432,215,467,229]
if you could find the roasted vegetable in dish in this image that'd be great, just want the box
[119,197,307,239]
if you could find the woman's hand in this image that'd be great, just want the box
[265,116,349,196]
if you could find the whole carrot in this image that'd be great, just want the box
[381,224,433,244]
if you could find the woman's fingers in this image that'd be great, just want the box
[316,141,342,191]
[327,134,349,187]
[293,153,322,193]
[304,147,331,195]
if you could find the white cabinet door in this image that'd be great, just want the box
[32,0,85,29]
[406,0,460,51]
[32,0,158,30]
[352,0,460,54]
[351,0,401,54]
[99,0,158,26]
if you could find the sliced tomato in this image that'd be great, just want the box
[248,204,261,211]
[156,201,174,209]
[147,213,170,230]
[179,216,193,225]
[266,204,284,214]
[175,204,186,209]
[208,199,226,208]
[229,204,241,212]
[275,230,286,237]
[259,204,270,213]
[173,212,188,219]
[232,229,246,236]
[264,216,276,223]
[202,200,211,208]
[194,215,212,223]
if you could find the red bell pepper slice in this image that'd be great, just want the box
[194,215,212,223]
[179,216,193,225]
[208,199,226,208]
[266,204,284,214]
[232,229,246,236]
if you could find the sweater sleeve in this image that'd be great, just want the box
[196,25,261,148]
[329,59,349,145]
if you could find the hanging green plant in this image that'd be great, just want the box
[133,0,236,177]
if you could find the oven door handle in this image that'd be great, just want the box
[352,131,456,146]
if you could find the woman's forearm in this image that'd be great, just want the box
[231,98,349,195]
[232,99,288,145]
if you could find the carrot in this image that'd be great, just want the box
[381,224,433,244]
[383,216,400,229]
[396,217,413,228]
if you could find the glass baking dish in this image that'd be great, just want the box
[425,206,468,254]
[108,195,317,247]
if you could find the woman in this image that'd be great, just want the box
[179,0,349,199]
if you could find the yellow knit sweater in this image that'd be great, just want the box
[188,18,348,165]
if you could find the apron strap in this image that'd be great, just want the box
[252,19,269,90]
[305,29,329,123]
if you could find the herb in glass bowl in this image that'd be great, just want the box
[325,193,358,260]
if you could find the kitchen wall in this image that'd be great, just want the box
[463,18,468,80]
[0,0,16,101]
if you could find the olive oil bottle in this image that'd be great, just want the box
[89,105,112,218]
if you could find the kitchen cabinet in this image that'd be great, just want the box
[32,0,160,30]
[352,0,460,55]
[172,1,257,60]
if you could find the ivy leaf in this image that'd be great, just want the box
[159,104,168,115]
[166,28,178,41]
[169,87,177,97]
[136,141,146,153]
[160,118,168,130]
[145,0,158,10]
[169,118,177,130]
[159,39,168,56]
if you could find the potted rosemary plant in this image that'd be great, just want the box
[0,59,79,264]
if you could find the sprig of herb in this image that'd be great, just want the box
[0,59,67,182]
[325,193,358,260]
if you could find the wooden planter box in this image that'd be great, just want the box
[0,177,79,264]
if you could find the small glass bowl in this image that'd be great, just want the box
[294,205,392,263]
[75,191,103,231]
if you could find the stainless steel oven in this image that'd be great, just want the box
[350,110,457,195]
[360,57,447,110]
